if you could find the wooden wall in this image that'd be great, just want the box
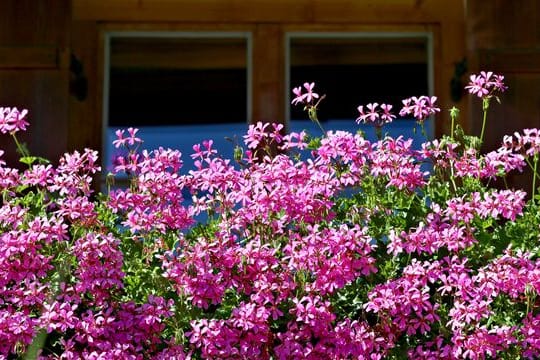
[467,0,540,191]
[0,0,71,164]
[467,0,540,148]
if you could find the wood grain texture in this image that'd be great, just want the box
[0,0,71,164]
[73,0,461,23]
[467,0,540,191]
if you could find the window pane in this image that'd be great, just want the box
[104,35,250,182]
[289,36,430,137]
[109,37,248,126]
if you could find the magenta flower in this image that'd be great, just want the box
[291,86,304,105]
[399,96,440,122]
[112,127,143,148]
[303,82,319,103]
[291,82,320,106]
[0,107,29,134]
[243,121,270,149]
[381,104,396,123]
[356,102,396,127]
[465,71,507,98]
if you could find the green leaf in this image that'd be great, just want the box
[20,156,49,166]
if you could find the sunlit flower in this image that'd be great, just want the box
[0,107,29,134]
[399,96,440,122]
[465,71,507,98]
[356,102,396,127]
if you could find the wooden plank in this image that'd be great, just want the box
[111,39,247,69]
[478,49,540,74]
[291,42,427,66]
[252,24,285,125]
[467,0,540,150]
[73,0,458,23]
[466,0,538,50]
[69,21,100,153]
[0,1,71,46]
[0,0,71,164]
[0,46,58,69]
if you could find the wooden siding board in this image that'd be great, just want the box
[0,0,71,164]
[73,0,458,23]
[0,46,59,69]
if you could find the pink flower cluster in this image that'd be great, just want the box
[0,122,187,358]
[422,137,526,180]
[356,103,396,127]
[2,71,540,359]
[0,106,29,134]
[291,82,319,106]
[399,95,440,122]
[465,71,507,98]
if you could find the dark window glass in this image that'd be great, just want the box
[108,37,248,126]
[289,37,429,122]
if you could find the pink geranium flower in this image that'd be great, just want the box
[465,71,507,98]
[0,107,29,134]
[356,102,396,127]
[399,96,440,123]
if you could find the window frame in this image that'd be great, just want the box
[101,30,253,180]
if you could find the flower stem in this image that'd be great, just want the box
[11,133,30,158]
[525,157,540,198]
[449,162,458,194]
[375,126,383,141]
[449,106,459,140]
[419,122,427,139]
[479,97,490,144]
[308,107,325,134]
[533,154,538,201]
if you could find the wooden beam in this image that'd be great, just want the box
[478,49,540,74]
[73,0,461,23]
[110,39,247,69]
[252,24,285,124]
[0,46,59,69]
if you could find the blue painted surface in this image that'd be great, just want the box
[104,118,433,174]
[104,118,434,225]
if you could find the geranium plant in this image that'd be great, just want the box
[1,71,540,359]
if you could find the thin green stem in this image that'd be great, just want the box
[503,176,509,190]
[308,106,325,134]
[11,133,30,158]
[419,122,427,139]
[308,94,327,134]
[533,154,538,201]
[375,126,383,141]
[479,110,487,144]
[449,106,459,140]
[479,97,490,144]
[314,118,325,133]
[525,157,540,184]
[448,161,458,194]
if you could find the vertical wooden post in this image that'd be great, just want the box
[251,24,285,126]
[69,21,99,152]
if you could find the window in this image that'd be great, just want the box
[286,33,433,140]
[103,32,251,179]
